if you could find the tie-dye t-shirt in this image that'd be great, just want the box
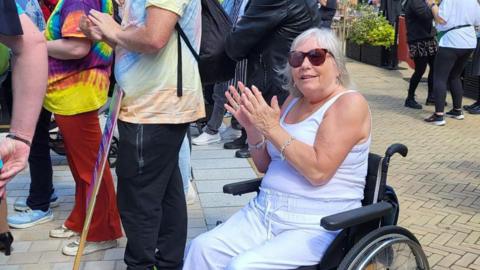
[44,0,113,115]
[16,0,46,30]
[115,0,205,124]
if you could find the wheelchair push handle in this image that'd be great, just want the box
[385,143,408,158]
[381,143,408,183]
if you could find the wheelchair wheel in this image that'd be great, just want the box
[338,225,429,270]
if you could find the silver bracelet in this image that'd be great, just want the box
[280,136,295,160]
[247,136,266,151]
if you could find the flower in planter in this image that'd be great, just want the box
[366,19,395,47]
[347,4,395,48]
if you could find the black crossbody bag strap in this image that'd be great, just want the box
[175,24,200,97]
[444,24,472,35]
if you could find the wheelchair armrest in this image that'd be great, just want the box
[223,178,262,196]
[321,201,393,231]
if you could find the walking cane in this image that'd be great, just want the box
[73,86,124,270]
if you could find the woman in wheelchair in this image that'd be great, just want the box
[183,28,372,269]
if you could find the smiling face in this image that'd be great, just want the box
[290,36,340,101]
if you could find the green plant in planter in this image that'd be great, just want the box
[347,5,395,48]
[366,16,395,47]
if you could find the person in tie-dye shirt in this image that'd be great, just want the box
[80,0,204,268]
[36,0,122,256]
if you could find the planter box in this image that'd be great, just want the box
[345,40,361,61]
[360,44,388,67]
[463,59,479,100]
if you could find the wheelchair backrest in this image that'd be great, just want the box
[361,153,384,206]
[316,152,386,270]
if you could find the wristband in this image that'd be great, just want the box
[248,136,266,151]
[280,136,295,160]
[6,133,31,147]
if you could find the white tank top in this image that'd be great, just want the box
[261,90,371,201]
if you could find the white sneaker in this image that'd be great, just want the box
[50,224,80,238]
[220,126,242,141]
[186,182,197,205]
[189,123,201,137]
[192,132,221,145]
[62,239,117,256]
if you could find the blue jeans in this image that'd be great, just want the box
[205,82,228,135]
[178,134,191,194]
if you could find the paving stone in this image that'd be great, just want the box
[83,261,116,270]
[29,240,61,252]
[0,266,20,270]
[20,263,51,270]
[6,252,41,264]
[10,241,31,254]
[457,253,479,268]
[38,251,73,263]
[437,253,462,268]
[103,248,125,261]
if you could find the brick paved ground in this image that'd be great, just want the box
[0,60,479,269]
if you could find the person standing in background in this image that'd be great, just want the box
[0,0,48,255]
[403,0,438,109]
[8,0,60,230]
[463,26,480,114]
[424,0,480,125]
[318,0,337,28]
[222,0,320,159]
[80,0,205,267]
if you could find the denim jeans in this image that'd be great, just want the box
[204,82,228,135]
[178,134,190,193]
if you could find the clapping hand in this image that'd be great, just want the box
[225,82,281,136]
[84,10,121,43]
[225,82,254,131]
[79,15,104,42]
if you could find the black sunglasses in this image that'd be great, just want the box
[288,48,331,68]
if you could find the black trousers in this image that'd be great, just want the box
[27,108,54,212]
[116,121,188,270]
[408,55,435,100]
[433,47,474,113]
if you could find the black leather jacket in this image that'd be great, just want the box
[404,0,435,43]
[225,0,319,104]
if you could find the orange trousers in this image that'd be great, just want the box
[55,110,122,242]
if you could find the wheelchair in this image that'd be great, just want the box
[222,143,430,270]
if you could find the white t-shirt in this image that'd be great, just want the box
[436,0,480,49]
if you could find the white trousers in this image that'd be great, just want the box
[183,188,360,270]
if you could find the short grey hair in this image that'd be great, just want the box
[282,28,352,97]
